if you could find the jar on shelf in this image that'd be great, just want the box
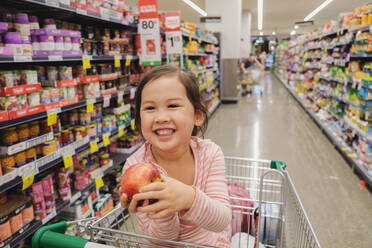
[40,119,52,134]
[1,155,15,167]
[17,124,30,142]
[99,153,110,167]
[35,145,43,159]
[87,123,97,141]
[54,132,62,148]
[79,109,91,125]
[25,148,36,163]
[14,151,26,167]
[68,126,75,143]
[42,140,57,156]
[61,128,72,146]
[29,121,40,138]
[74,126,86,140]
[1,127,19,145]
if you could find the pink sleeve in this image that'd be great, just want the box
[181,144,232,232]
[122,150,181,241]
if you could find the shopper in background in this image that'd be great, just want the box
[259,52,267,71]
[119,65,232,247]
[240,54,263,96]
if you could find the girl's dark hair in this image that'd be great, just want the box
[134,64,208,137]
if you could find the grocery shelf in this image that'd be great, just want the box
[275,72,372,187]
[5,0,137,29]
[182,32,217,45]
[9,219,42,248]
[207,100,221,118]
[0,54,138,64]
[349,53,372,59]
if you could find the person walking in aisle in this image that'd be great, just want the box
[240,54,263,96]
[119,65,232,247]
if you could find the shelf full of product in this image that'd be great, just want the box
[0,1,221,247]
[275,3,372,186]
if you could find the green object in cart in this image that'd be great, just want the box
[32,221,88,248]
[270,160,287,171]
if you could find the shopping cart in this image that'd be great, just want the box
[32,157,321,248]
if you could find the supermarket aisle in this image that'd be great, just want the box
[205,73,372,248]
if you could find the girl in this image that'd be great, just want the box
[119,65,232,247]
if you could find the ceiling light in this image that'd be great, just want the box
[294,25,299,29]
[272,31,276,35]
[258,0,263,30]
[290,30,296,36]
[182,0,207,17]
[260,31,263,36]
[304,0,334,21]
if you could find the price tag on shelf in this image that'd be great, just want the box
[90,141,98,154]
[76,8,87,15]
[198,39,201,44]
[347,153,356,158]
[48,55,63,61]
[118,125,125,137]
[95,177,104,189]
[131,120,136,130]
[117,91,123,104]
[341,147,349,151]
[14,56,32,62]
[114,55,121,68]
[103,134,110,147]
[45,0,59,7]
[189,36,192,41]
[21,164,35,190]
[82,55,91,69]
[125,55,132,66]
[63,155,73,168]
[47,111,58,126]
[103,95,111,108]
[86,99,95,113]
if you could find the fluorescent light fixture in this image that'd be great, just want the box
[304,0,334,21]
[260,31,263,36]
[290,30,296,35]
[258,0,263,30]
[182,0,207,17]
[272,31,276,35]
[294,25,299,29]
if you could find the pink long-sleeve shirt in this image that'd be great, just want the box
[123,136,232,247]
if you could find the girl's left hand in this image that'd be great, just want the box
[130,176,196,219]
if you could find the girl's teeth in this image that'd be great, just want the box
[157,129,173,135]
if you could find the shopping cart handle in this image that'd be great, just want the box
[270,160,287,171]
[32,221,89,248]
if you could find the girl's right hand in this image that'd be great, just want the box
[119,186,150,212]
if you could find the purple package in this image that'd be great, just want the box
[15,13,29,24]
[0,46,13,56]
[4,32,22,44]
[0,22,7,33]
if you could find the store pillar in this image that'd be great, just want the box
[241,11,252,58]
[205,0,242,103]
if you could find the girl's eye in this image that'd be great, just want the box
[168,104,179,108]
[144,106,155,110]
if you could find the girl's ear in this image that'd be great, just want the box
[194,109,205,127]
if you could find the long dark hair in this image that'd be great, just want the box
[134,65,208,136]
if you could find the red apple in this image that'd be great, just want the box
[121,163,162,202]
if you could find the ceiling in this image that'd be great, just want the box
[127,0,369,36]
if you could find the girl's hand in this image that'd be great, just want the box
[129,176,196,219]
[119,187,129,209]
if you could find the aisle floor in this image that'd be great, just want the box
[205,73,372,248]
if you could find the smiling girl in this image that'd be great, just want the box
[119,65,232,247]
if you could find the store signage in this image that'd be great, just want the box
[138,0,161,65]
[200,16,221,23]
[165,12,182,56]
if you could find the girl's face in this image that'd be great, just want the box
[140,76,204,153]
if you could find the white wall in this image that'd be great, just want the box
[205,0,242,59]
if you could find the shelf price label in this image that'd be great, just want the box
[82,55,91,69]
[63,155,73,168]
[20,162,35,190]
[131,120,136,130]
[117,90,124,104]
[90,141,99,154]
[347,153,356,158]
[103,95,111,108]
[47,111,58,126]
[118,125,125,137]
[125,55,132,66]
[103,134,110,147]
[95,177,104,189]
[114,55,121,68]
[86,99,95,113]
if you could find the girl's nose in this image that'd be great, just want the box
[155,112,170,123]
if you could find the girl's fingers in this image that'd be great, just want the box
[147,209,171,219]
[120,193,128,208]
[133,190,163,204]
[140,182,166,193]
[128,197,139,213]
[137,200,167,214]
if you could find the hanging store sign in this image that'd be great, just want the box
[138,0,161,65]
[165,12,182,55]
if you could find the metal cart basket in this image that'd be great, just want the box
[32,157,321,248]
